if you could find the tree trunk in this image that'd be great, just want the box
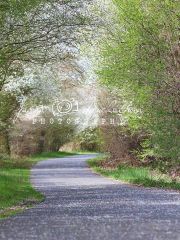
[0,130,10,156]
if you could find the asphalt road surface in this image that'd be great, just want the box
[0,154,180,240]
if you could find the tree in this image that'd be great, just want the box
[98,0,180,165]
[0,0,93,155]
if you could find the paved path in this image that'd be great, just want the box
[0,154,180,240]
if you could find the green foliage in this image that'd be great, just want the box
[99,0,180,162]
[0,0,46,21]
[39,112,76,152]
[77,127,103,152]
[0,92,18,130]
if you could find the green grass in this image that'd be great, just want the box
[0,151,76,219]
[0,169,43,218]
[88,157,180,191]
[32,151,78,159]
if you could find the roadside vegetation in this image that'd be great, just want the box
[97,0,179,178]
[88,156,180,191]
[0,151,75,219]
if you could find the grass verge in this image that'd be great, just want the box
[0,151,76,219]
[88,156,180,191]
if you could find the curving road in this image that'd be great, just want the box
[0,154,180,240]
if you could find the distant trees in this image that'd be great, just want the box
[10,111,76,156]
[77,127,102,152]
[98,0,179,166]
